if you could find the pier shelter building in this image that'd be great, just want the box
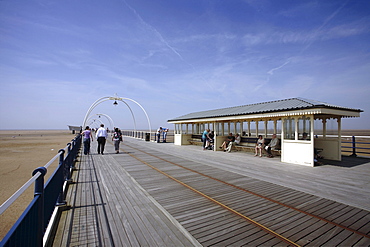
[168,98,362,167]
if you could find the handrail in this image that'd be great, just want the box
[342,136,370,157]
[0,147,69,216]
[0,172,41,215]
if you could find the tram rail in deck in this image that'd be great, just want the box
[51,137,370,246]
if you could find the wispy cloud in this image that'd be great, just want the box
[300,0,350,52]
[122,0,185,62]
[267,60,290,75]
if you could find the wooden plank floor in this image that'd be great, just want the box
[52,137,370,246]
[52,141,199,247]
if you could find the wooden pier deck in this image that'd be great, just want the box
[51,137,370,246]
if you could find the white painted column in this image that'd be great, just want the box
[310,116,315,141]
[264,120,268,137]
[337,117,342,159]
[294,117,298,141]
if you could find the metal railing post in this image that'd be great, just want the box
[32,167,47,247]
[71,139,78,169]
[57,149,66,205]
[350,136,357,157]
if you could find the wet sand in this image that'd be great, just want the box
[0,130,76,239]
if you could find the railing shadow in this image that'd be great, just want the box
[319,156,370,168]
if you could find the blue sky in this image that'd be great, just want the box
[0,0,369,130]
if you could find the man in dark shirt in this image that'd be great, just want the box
[220,133,235,151]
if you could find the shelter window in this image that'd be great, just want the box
[284,117,295,140]
[298,116,311,140]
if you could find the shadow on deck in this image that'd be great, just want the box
[320,156,370,168]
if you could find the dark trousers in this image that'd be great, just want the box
[83,138,91,155]
[97,137,106,154]
[202,138,207,148]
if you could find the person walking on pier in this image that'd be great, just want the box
[112,128,122,154]
[96,124,108,155]
[82,126,93,155]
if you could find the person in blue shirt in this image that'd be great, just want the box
[202,129,211,150]
[162,127,169,143]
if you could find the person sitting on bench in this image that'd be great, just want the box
[226,133,240,152]
[234,133,241,145]
[255,135,265,157]
[265,134,279,158]
[220,133,235,152]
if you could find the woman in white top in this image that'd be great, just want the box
[255,135,265,157]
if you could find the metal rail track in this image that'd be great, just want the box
[117,141,370,246]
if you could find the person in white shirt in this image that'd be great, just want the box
[265,134,280,158]
[96,124,108,155]
[156,127,162,143]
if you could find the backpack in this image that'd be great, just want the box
[114,132,122,141]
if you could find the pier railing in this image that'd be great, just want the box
[121,130,174,142]
[341,136,370,157]
[121,130,153,141]
[0,134,81,247]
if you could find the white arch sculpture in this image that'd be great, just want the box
[82,96,152,135]
[87,118,104,129]
[86,113,115,130]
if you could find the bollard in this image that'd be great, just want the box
[32,167,47,247]
[145,133,150,141]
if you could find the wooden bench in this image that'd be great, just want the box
[234,137,281,156]
[187,134,203,146]
[186,135,281,156]
[233,137,258,153]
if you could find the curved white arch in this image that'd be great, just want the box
[96,113,115,130]
[82,95,152,135]
[87,118,103,129]
[82,97,110,127]
[118,97,152,134]
[82,98,137,131]
[120,100,137,133]
[86,113,115,130]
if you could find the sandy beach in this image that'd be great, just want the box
[0,130,76,239]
